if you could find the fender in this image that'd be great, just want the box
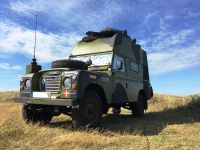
[76,70,104,99]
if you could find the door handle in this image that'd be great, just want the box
[126,83,128,88]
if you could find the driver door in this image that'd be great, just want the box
[111,54,129,104]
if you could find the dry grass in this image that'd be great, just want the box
[0,92,200,150]
[0,91,19,102]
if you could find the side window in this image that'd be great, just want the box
[113,54,125,73]
[130,61,139,73]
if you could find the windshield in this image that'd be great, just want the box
[70,52,112,66]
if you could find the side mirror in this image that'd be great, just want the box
[116,60,123,70]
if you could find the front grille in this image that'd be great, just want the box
[45,71,61,93]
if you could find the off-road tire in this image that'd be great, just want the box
[131,94,145,117]
[71,91,102,129]
[22,104,53,125]
[51,59,87,69]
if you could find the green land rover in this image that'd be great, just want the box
[14,28,153,128]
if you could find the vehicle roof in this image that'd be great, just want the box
[70,28,146,65]
[71,34,117,56]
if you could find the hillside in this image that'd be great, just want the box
[0,92,200,150]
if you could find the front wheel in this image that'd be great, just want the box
[72,91,102,128]
[22,104,53,125]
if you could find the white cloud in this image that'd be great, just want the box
[0,21,82,63]
[139,14,195,51]
[0,63,22,70]
[4,0,124,63]
[139,28,194,55]
[10,0,81,16]
[9,0,123,31]
[148,41,200,75]
[139,14,200,75]
[151,29,194,51]
[142,12,156,25]
[182,8,200,19]
[4,1,200,76]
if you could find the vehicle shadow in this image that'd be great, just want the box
[48,97,200,135]
[101,98,200,135]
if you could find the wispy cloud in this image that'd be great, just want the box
[142,12,157,25]
[0,63,22,70]
[139,13,199,75]
[2,0,124,63]
[0,20,82,63]
[4,0,200,76]
[139,26,195,53]
[10,0,81,16]
[151,29,194,51]
[148,40,200,75]
[182,8,200,19]
[9,0,123,31]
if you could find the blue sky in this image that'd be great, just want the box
[0,0,200,95]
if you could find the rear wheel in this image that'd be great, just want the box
[22,104,53,125]
[131,93,145,117]
[72,91,102,129]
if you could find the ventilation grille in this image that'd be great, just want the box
[45,71,61,93]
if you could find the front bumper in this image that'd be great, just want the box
[14,97,78,106]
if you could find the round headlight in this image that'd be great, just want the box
[25,79,31,89]
[64,78,71,89]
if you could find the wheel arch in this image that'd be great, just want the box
[84,84,108,110]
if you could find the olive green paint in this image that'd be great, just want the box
[15,28,153,107]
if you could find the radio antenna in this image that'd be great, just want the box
[27,14,41,74]
[33,14,37,59]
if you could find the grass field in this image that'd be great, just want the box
[0,92,200,150]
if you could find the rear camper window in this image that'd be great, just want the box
[130,61,139,73]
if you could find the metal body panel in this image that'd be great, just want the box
[112,73,129,104]
[16,28,153,108]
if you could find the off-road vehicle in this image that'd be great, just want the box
[14,28,153,128]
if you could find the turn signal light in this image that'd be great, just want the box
[72,83,77,89]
